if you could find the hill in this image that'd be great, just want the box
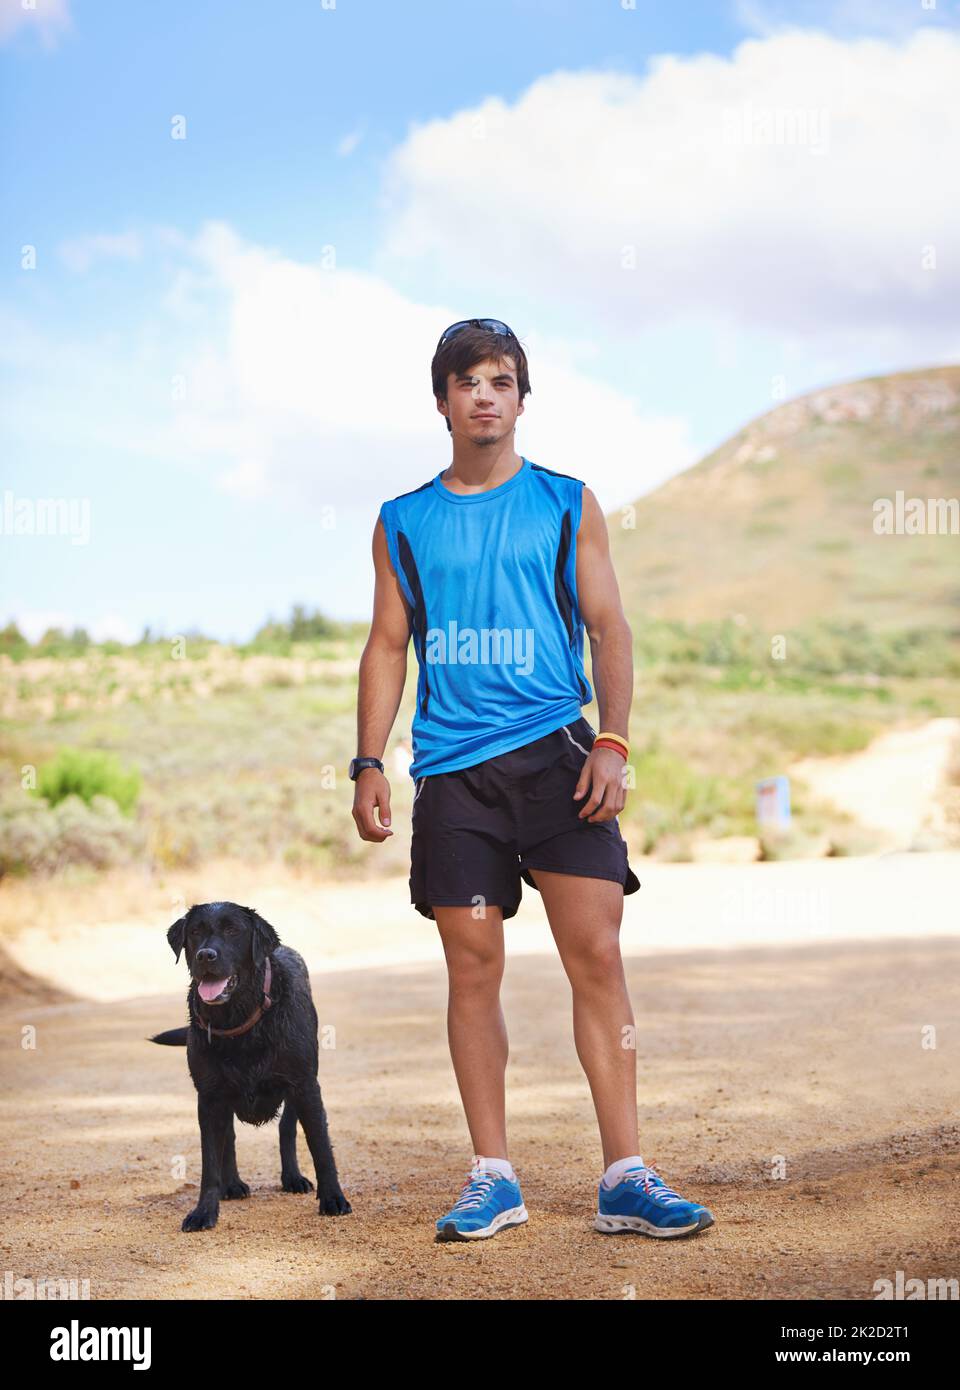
[609,365,960,631]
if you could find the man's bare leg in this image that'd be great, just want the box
[434,904,509,1159]
[526,868,638,1168]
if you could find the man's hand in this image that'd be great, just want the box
[572,747,627,823]
[352,768,393,841]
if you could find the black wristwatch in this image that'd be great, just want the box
[349,756,385,781]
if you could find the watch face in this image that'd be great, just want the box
[350,758,378,779]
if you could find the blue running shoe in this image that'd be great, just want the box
[595,1163,714,1238]
[435,1166,529,1241]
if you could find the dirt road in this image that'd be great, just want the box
[1,896,958,1300]
[791,717,960,849]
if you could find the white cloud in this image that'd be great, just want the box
[0,0,72,47]
[11,610,71,642]
[152,220,694,510]
[6,218,691,512]
[11,609,138,643]
[336,128,364,157]
[378,30,960,349]
[88,613,141,644]
[58,231,143,273]
[734,0,954,40]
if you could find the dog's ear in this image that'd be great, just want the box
[244,907,281,967]
[167,914,187,963]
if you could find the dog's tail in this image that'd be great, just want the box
[148,1026,189,1046]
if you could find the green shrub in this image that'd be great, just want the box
[34,747,141,815]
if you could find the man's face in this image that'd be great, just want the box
[439,354,523,444]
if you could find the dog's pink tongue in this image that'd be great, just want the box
[198,977,229,1002]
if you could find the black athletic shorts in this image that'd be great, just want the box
[409,715,641,921]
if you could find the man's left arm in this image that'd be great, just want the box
[572,485,634,822]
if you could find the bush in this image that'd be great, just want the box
[34,747,141,815]
[0,793,146,876]
[624,743,753,850]
[632,617,960,679]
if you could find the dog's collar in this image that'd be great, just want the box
[191,957,273,1043]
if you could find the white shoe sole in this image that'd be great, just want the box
[594,1208,714,1238]
[436,1203,529,1241]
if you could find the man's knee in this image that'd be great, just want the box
[446,940,504,992]
[435,907,505,987]
[567,929,624,985]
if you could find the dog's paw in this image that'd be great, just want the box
[317,1187,352,1216]
[182,1203,219,1232]
[221,1178,250,1200]
[281,1171,314,1194]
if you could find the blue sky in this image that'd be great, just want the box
[2,0,958,640]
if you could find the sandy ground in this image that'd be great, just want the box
[4,850,960,998]
[1,850,958,1301]
[1,718,957,1301]
[792,717,960,849]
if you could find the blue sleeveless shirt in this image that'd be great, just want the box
[378,456,594,779]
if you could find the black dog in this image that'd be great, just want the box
[150,901,351,1232]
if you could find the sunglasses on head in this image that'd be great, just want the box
[435,318,519,352]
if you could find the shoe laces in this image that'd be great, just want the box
[450,1170,501,1212]
[621,1163,684,1205]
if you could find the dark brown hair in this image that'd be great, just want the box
[431,325,531,433]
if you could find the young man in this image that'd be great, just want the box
[351,319,714,1242]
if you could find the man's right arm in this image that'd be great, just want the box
[351,516,413,842]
